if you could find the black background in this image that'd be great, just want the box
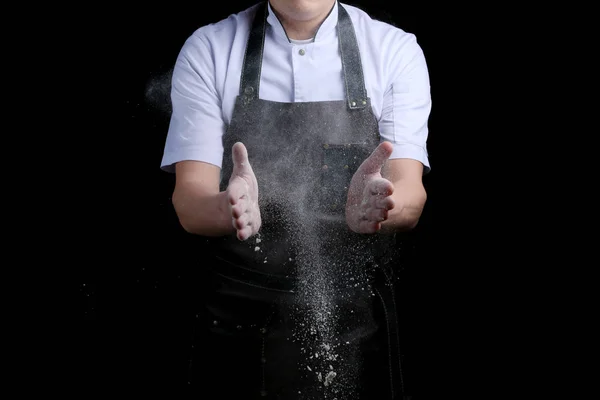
[73,1,506,398]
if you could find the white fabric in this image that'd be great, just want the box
[161,1,432,173]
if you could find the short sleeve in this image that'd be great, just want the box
[160,32,226,173]
[378,33,432,174]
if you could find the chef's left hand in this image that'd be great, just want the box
[345,141,395,234]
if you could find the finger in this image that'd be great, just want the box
[359,141,393,175]
[233,213,251,230]
[232,142,250,170]
[371,222,382,233]
[364,207,389,222]
[360,220,381,234]
[368,178,394,196]
[237,226,253,241]
[231,202,247,219]
[375,196,395,211]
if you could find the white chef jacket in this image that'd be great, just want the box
[161,1,432,174]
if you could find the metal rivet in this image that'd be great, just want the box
[261,357,267,363]
[351,101,356,107]
[213,320,218,325]
[344,165,348,169]
[236,325,242,330]
[323,144,329,149]
[362,100,367,105]
[299,49,305,55]
[260,327,267,334]
[322,165,328,170]
[245,86,254,94]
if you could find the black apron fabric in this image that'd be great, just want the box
[188,2,407,398]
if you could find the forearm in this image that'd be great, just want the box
[172,188,235,237]
[380,180,427,233]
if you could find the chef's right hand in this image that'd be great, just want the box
[226,142,261,241]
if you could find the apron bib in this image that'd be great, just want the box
[189,2,407,398]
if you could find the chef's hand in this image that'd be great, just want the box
[345,141,395,234]
[226,142,261,241]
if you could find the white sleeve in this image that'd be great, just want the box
[160,32,226,173]
[378,33,432,173]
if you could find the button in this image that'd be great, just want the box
[298,49,306,56]
[322,165,328,170]
[212,320,218,326]
[245,86,254,94]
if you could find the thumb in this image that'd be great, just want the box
[232,142,250,170]
[358,141,393,175]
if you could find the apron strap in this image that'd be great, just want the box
[336,2,369,110]
[239,1,268,101]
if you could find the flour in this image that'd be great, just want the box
[143,68,173,116]
[241,118,376,398]
[285,202,371,399]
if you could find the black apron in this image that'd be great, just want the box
[189,2,408,399]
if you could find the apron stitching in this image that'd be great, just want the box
[390,280,405,394]
[256,5,267,97]
[261,335,267,395]
[240,29,250,93]
[214,255,297,292]
[337,20,351,108]
[380,265,405,395]
[215,254,288,276]
[380,265,392,282]
[215,272,295,293]
[260,308,275,397]
[375,286,395,400]
[187,313,200,386]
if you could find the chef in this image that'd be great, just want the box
[161,1,431,398]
